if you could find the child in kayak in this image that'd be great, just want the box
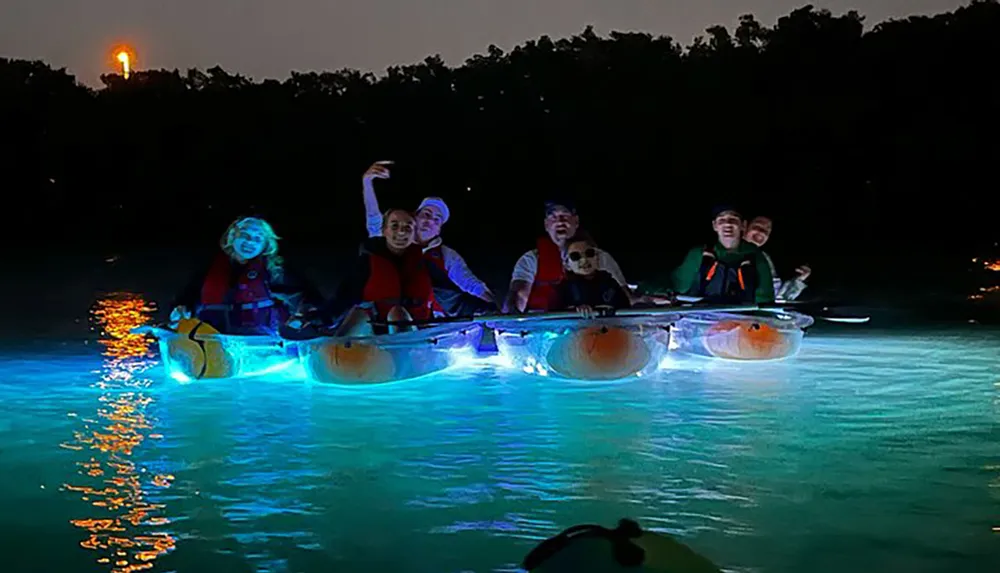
[557,234,632,318]
[504,199,632,313]
[317,208,438,336]
[169,216,322,335]
[361,161,496,316]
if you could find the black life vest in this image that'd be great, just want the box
[697,246,757,303]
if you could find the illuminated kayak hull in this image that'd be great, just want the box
[491,314,672,381]
[146,320,300,381]
[668,311,813,361]
[299,323,484,386]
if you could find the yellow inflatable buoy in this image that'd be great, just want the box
[166,318,238,379]
[702,319,792,361]
[304,340,398,384]
[522,519,721,573]
[545,326,651,380]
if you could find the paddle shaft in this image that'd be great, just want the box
[377,304,760,329]
[679,296,871,324]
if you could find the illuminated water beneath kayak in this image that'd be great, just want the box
[0,296,998,573]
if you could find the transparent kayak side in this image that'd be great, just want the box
[668,311,814,361]
[490,314,673,381]
[148,327,301,381]
[299,322,484,386]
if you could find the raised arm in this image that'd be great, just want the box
[362,161,392,238]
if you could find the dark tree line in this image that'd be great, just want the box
[2,2,999,297]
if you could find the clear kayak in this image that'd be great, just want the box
[298,322,484,386]
[137,319,299,381]
[668,310,814,361]
[136,307,822,384]
[489,306,758,381]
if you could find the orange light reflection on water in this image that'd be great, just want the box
[61,294,176,572]
[968,285,1000,301]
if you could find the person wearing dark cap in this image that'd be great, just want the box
[671,205,775,304]
[360,161,496,316]
[502,199,629,313]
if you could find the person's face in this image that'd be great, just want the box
[712,211,745,243]
[415,205,444,242]
[565,241,598,275]
[384,210,416,251]
[744,216,773,247]
[231,226,266,260]
[544,207,579,244]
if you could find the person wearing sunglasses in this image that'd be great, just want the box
[503,199,630,313]
[556,234,632,318]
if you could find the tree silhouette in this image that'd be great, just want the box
[1,1,998,297]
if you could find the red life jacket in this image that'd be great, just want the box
[200,253,272,306]
[526,236,565,311]
[198,253,284,333]
[362,245,437,321]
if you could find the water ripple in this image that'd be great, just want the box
[0,326,998,571]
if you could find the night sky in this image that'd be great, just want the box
[0,0,966,85]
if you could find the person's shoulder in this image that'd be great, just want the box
[596,247,623,263]
[744,243,767,259]
[750,247,773,271]
[685,244,709,257]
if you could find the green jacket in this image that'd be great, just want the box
[670,241,776,303]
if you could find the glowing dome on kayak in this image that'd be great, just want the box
[669,311,813,361]
[299,323,484,386]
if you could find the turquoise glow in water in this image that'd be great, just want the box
[1,295,998,573]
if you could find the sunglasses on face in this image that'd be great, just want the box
[568,248,597,262]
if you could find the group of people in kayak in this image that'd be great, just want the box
[169,161,812,336]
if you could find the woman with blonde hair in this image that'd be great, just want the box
[169,216,322,335]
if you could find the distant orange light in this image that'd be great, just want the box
[116,51,131,79]
[110,45,136,79]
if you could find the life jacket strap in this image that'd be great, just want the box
[704,261,719,282]
[199,299,276,312]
